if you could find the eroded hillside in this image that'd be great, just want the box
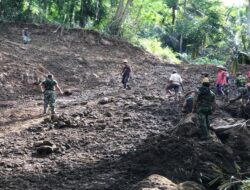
[0,22,250,190]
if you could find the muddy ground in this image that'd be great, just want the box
[0,22,250,190]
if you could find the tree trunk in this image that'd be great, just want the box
[133,4,143,33]
[241,31,247,51]
[79,0,85,27]
[179,0,187,53]
[179,35,183,53]
[121,0,133,23]
[79,0,91,27]
[68,0,76,26]
[108,0,133,35]
[108,0,124,34]
[172,5,176,26]
[247,0,250,49]
[191,46,199,59]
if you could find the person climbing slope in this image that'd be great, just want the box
[182,91,196,114]
[216,66,227,96]
[166,70,183,101]
[230,82,250,106]
[236,72,247,96]
[22,28,31,44]
[39,74,63,114]
[201,72,209,83]
[193,78,216,140]
[247,71,250,80]
[121,59,132,89]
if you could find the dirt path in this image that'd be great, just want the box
[0,117,44,137]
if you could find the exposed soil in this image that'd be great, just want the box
[0,22,250,190]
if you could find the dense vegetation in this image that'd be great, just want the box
[1,0,250,66]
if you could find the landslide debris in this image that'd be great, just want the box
[131,174,206,190]
[0,22,250,190]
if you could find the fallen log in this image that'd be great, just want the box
[212,119,250,133]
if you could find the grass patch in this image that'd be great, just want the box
[139,38,180,64]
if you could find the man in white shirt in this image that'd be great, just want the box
[166,70,183,100]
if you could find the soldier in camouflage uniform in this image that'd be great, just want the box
[40,74,63,114]
[193,78,216,140]
[182,91,195,114]
[236,72,247,96]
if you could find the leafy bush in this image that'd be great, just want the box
[241,179,250,190]
[139,38,180,64]
[189,56,225,65]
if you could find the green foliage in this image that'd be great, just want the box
[216,178,250,190]
[139,38,180,64]
[241,179,250,190]
[189,56,224,65]
[0,0,249,66]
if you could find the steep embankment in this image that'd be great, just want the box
[0,22,250,190]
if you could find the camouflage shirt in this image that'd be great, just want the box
[196,86,215,114]
[42,79,57,91]
[236,76,247,88]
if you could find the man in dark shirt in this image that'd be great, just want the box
[121,60,132,89]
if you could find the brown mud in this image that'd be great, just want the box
[0,22,250,190]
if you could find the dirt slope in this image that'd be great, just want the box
[0,22,250,190]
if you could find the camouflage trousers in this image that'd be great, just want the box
[198,113,209,138]
[44,90,56,113]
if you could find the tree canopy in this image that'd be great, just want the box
[1,0,250,67]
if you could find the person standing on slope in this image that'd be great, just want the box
[182,91,196,114]
[121,60,132,89]
[201,72,209,83]
[22,28,31,44]
[193,78,216,140]
[216,66,227,96]
[39,74,63,114]
[236,72,247,96]
[166,70,183,101]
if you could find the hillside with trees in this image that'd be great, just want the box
[1,0,250,66]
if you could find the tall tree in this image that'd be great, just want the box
[108,0,134,35]
[165,0,179,26]
[247,0,250,49]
